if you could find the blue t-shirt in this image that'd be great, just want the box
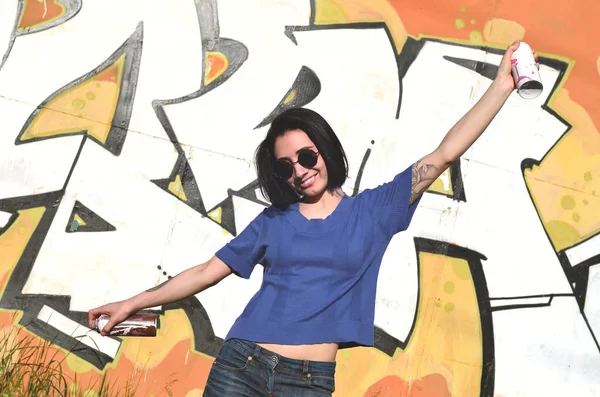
[215,165,420,347]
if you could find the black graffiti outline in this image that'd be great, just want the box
[150,0,249,234]
[423,160,467,202]
[65,200,117,233]
[567,253,600,310]
[442,56,500,80]
[254,66,322,129]
[284,4,423,120]
[351,141,374,197]
[489,293,574,312]
[557,250,600,349]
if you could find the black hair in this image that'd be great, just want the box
[255,107,349,210]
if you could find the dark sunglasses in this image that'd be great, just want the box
[274,148,320,179]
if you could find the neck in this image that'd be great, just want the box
[298,188,344,220]
[301,188,344,206]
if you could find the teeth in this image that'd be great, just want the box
[302,175,315,186]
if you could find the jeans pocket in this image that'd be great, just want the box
[212,340,254,371]
[309,375,335,394]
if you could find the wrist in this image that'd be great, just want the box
[490,78,514,99]
[124,297,141,313]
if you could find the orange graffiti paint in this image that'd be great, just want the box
[18,0,66,31]
[205,52,228,85]
[364,373,451,397]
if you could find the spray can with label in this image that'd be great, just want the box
[92,313,158,337]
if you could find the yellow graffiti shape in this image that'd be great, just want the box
[122,309,192,370]
[73,214,87,226]
[469,30,483,43]
[483,19,526,44]
[208,207,222,224]
[283,89,297,105]
[315,0,407,52]
[334,252,482,396]
[428,168,454,196]
[168,174,188,202]
[525,88,600,251]
[63,350,98,374]
[314,0,347,23]
[19,54,125,144]
[0,208,46,295]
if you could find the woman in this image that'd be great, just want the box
[89,41,538,396]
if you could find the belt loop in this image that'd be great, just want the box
[253,343,261,359]
[303,360,309,374]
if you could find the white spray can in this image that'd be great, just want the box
[511,41,543,99]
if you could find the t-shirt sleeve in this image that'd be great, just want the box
[215,210,267,279]
[357,164,421,237]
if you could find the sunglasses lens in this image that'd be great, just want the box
[274,160,293,179]
[298,149,318,168]
[274,150,318,179]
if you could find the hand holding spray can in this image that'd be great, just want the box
[92,313,158,337]
[510,41,543,99]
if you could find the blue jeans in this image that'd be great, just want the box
[203,338,336,396]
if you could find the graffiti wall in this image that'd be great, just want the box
[1,0,599,395]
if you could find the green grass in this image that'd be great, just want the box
[0,324,140,397]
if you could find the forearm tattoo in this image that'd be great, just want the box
[145,278,172,293]
[410,162,439,204]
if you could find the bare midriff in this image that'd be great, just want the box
[257,342,338,362]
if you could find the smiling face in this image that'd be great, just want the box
[273,129,329,199]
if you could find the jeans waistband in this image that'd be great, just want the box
[226,338,336,374]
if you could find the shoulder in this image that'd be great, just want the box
[263,205,289,219]
[252,205,291,228]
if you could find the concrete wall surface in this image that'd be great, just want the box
[0,1,599,396]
